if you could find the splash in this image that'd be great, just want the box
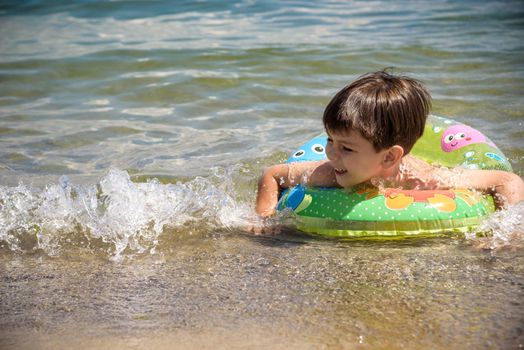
[466,201,524,250]
[0,168,256,260]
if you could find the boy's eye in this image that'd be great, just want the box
[342,146,353,152]
[326,137,333,143]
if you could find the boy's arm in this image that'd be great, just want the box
[439,168,524,207]
[256,164,289,217]
[256,160,336,217]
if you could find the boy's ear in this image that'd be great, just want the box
[382,145,404,168]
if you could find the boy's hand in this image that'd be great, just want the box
[245,221,282,235]
[246,224,282,235]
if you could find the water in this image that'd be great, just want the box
[1,0,524,348]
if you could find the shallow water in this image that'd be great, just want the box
[1,0,524,348]
[2,234,524,349]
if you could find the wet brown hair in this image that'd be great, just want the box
[322,70,431,154]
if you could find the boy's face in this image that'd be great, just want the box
[325,128,390,188]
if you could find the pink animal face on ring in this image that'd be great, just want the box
[441,125,489,152]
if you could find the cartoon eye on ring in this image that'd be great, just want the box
[444,134,454,143]
[311,144,325,154]
[293,150,305,158]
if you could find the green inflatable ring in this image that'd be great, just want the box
[277,115,512,238]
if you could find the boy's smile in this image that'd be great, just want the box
[325,128,391,188]
[333,167,348,176]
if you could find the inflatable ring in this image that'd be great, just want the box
[277,115,512,238]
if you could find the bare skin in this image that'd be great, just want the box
[255,129,524,218]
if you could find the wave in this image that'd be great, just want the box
[2,167,523,260]
[0,167,258,260]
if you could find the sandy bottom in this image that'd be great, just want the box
[1,232,523,349]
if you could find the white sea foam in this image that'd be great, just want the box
[216,108,256,116]
[121,69,240,79]
[467,202,524,250]
[121,107,174,117]
[87,107,114,112]
[0,168,255,260]
[84,99,110,106]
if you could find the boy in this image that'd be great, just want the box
[256,71,524,218]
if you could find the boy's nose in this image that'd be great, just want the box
[326,144,339,160]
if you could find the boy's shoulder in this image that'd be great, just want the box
[288,160,338,188]
[394,155,441,190]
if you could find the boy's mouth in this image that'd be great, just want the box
[334,167,348,176]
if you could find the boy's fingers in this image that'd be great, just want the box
[244,222,282,235]
[245,223,266,235]
[254,226,263,235]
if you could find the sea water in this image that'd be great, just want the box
[1,1,523,349]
